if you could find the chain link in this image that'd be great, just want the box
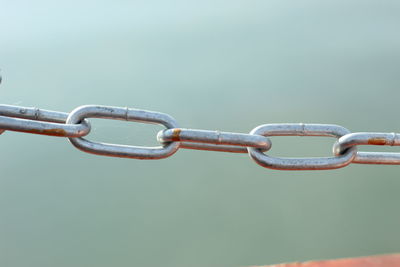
[1,102,400,170]
[333,132,400,164]
[66,105,180,159]
[0,105,90,137]
[158,128,271,153]
[248,123,357,170]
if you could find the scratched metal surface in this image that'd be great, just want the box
[1,1,400,267]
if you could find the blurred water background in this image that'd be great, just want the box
[1,1,400,266]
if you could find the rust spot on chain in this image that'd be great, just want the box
[171,128,181,141]
[368,138,387,145]
[31,128,68,137]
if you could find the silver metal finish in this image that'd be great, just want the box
[0,104,90,137]
[1,101,400,169]
[158,128,271,153]
[0,116,90,137]
[66,105,180,159]
[0,104,69,123]
[248,124,357,170]
[333,132,400,164]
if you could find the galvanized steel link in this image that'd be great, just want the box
[66,105,181,159]
[158,128,271,153]
[247,123,357,170]
[0,104,91,137]
[333,132,400,164]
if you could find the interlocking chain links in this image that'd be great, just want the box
[0,105,90,137]
[248,123,357,170]
[333,132,400,164]
[158,128,271,153]
[65,105,270,158]
[66,105,181,159]
[1,103,400,170]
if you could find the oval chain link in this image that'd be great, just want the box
[66,105,181,159]
[247,123,357,170]
[333,132,400,164]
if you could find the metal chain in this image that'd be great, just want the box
[1,103,400,170]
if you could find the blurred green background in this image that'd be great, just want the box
[1,1,400,266]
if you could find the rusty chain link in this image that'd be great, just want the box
[1,102,400,170]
